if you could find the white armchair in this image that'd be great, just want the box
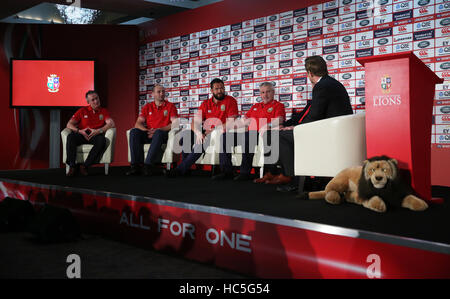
[61,127,116,175]
[195,127,222,166]
[192,128,266,176]
[177,127,265,176]
[126,128,181,170]
[293,113,367,190]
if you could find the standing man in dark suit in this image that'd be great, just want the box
[265,55,353,190]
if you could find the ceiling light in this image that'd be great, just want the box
[56,4,100,24]
[120,17,153,25]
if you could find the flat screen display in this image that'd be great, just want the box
[11,59,95,108]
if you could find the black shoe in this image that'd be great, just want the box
[276,184,298,193]
[66,166,76,177]
[211,172,234,181]
[79,165,88,176]
[164,168,182,178]
[233,173,251,181]
[142,164,152,176]
[126,165,140,176]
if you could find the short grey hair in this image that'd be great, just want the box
[259,82,275,91]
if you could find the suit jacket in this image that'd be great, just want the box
[284,75,353,126]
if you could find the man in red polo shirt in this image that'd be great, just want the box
[126,84,179,176]
[65,90,115,176]
[166,78,238,177]
[217,81,286,181]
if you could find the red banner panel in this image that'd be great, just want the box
[1,180,449,278]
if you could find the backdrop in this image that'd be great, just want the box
[139,0,450,186]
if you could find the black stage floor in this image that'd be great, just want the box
[1,166,449,245]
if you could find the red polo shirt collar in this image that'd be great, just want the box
[260,99,274,107]
[152,100,167,109]
[87,105,101,113]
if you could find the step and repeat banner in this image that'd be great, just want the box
[138,0,450,149]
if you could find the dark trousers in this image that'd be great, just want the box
[66,132,106,167]
[260,130,280,174]
[279,130,295,176]
[220,131,259,175]
[129,128,168,165]
[175,130,213,174]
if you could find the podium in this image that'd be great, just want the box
[357,52,443,202]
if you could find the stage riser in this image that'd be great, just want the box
[1,180,449,279]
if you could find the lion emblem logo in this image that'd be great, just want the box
[381,75,391,94]
[47,74,60,93]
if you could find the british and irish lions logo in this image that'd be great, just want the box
[47,74,60,93]
[381,75,391,94]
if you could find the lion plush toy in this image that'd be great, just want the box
[305,155,429,213]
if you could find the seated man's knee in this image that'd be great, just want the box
[153,129,167,139]
[67,132,77,142]
[130,128,141,138]
[95,135,107,147]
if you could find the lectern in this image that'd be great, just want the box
[357,52,444,202]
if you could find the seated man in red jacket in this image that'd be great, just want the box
[215,81,286,181]
[166,78,238,178]
[126,84,179,176]
[65,90,115,176]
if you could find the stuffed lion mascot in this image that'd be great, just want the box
[306,156,429,213]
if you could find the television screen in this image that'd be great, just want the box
[10,59,95,108]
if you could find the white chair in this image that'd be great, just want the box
[195,127,222,166]
[61,127,116,175]
[293,113,367,190]
[177,127,264,175]
[192,127,266,177]
[126,128,181,170]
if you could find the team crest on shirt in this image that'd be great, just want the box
[99,114,104,120]
[220,104,225,111]
[267,107,273,113]
[164,110,168,116]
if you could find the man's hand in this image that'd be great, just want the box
[78,128,90,140]
[204,128,214,136]
[194,130,205,144]
[258,125,268,135]
[147,128,156,139]
[87,128,104,140]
